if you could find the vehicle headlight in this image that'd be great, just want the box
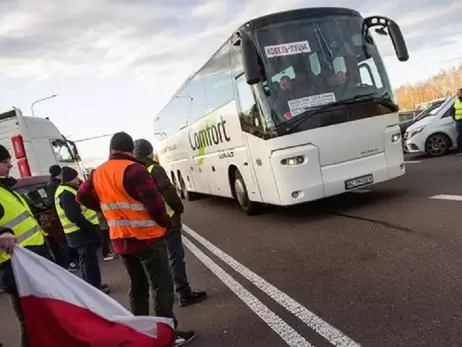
[281,155,305,166]
[391,132,401,142]
[409,126,425,139]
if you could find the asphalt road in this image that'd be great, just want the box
[2,152,462,346]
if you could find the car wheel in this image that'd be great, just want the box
[425,133,450,157]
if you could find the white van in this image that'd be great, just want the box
[404,95,457,157]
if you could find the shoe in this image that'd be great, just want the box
[175,331,195,346]
[67,263,78,272]
[103,253,117,261]
[180,291,207,307]
[101,283,109,289]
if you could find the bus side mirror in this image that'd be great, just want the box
[241,35,261,85]
[388,20,408,62]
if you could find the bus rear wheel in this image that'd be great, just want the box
[233,170,263,215]
[178,172,199,201]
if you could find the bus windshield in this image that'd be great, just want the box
[255,14,394,128]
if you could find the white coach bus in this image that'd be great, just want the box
[153,7,409,214]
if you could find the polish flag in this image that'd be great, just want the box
[11,246,175,347]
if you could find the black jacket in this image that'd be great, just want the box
[57,183,100,248]
[46,177,61,204]
[135,157,184,231]
[0,177,50,293]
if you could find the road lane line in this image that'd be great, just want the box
[182,236,312,347]
[183,225,362,347]
[429,194,462,201]
[404,161,422,164]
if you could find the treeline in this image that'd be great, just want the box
[395,63,462,110]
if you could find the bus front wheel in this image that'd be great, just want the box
[233,170,263,215]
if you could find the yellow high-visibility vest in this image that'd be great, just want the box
[54,185,99,234]
[147,164,175,217]
[0,187,46,263]
[454,99,462,120]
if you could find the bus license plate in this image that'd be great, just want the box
[344,174,374,190]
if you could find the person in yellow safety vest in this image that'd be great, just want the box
[54,166,109,294]
[0,145,51,347]
[133,139,207,308]
[453,88,462,155]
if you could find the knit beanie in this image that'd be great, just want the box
[109,132,135,152]
[49,165,62,177]
[133,139,153,159]
[61,166,79,183]
[0,145,11,161]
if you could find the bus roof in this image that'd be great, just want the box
[240,7,361,30]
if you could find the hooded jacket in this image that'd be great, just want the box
[136,156,184,231]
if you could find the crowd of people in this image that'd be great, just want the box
[0,132,206,346]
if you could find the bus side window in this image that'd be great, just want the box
[358,58,383,88]
[236,74,262,135]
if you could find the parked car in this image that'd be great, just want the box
[399,100,446,137]
[404,95,457,157]
[415,97,447,111]
[399,110,419,123]
[13,175,63,259]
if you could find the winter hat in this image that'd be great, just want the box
[133,139,153,159]
[109,132,135,152]
[49,165,62,177]
[0,145,11,161]
[61,166,79,183]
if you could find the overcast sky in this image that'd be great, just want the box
[1,0,461,166]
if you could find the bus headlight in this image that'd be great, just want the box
[391,132,401,143]
[281,155,305,166]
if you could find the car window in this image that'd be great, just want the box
[14,183,52,214]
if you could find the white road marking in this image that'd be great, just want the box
[182,236,312,347]
[183,225,362,347]
[429,194,462,201]
[404,160,422,164]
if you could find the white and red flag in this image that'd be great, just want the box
[11,246,175,347]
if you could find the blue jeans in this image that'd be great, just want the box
[456,120,462,153]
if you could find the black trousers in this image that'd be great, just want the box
[120,239,177,327]
[165,229,191,298]
[8,290,27,347]
[77,244,102,288]
[99,228,111,257]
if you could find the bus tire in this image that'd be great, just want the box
[173,172,185,200]
[179,173,199,201]
[233,170,264,215]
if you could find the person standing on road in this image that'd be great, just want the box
[0,145,51,347]
[54,166,109,294]
[134,138,207,307]
[76,132,196,346]
[46,164,79,272]
[452,88,462,155]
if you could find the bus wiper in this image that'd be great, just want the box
[280,92,397,134]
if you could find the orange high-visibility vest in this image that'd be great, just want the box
[92,159,166,240]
